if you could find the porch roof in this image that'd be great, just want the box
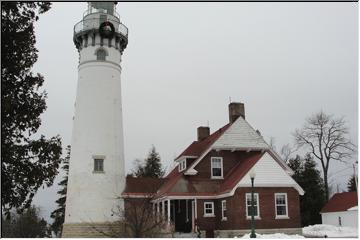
[122,176,167,196]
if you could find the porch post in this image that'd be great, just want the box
[162,200,165,219]
[194,198,198,233]
[194,198,198,219]
[167,199,171,224]
[152,202,155,217]
[157,201,160,221]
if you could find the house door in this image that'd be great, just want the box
[174,200,192,233]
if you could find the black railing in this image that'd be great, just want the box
[74,17,128,37]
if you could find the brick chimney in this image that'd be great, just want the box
[229,102,245,123]
[197,126,210,141]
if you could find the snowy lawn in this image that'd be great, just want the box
[303,224,358,238]
[239,233,304,238]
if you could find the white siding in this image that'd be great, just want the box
[321,210,358,228]
[237,152,304,194]
[212,116,269,150]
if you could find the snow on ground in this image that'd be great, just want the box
[239,233,304,238]
[303,224,358,238]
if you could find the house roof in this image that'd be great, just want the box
[185,116,275,175]
[154,151,264,199]
[321,191,358,213]
[212,116,269,150]
[122,177,166,196]
[176,123,231,160]
[219,152,265,193]
[122,115,299,200]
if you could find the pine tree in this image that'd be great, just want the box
[132,146,164,178]
[50,145,70,237]
[347,175,357,192]
[1,2,62,215]
[1,205,51,237]
[288,154,326,226]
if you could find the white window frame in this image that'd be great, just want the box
[178,159,186,172]
[246,193,260,219]
[203,202,215,217]
[275,193,289,219]
[211,157,223,179]
[221,200,227,221]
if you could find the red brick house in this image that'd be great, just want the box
[122,102,304,237]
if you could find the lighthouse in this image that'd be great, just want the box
[62,2,128,237]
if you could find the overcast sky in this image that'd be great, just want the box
[31,2,358,222]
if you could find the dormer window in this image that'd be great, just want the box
[178,159,186,172]
[211,157,223,178]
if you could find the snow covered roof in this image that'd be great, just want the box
[212,116,269,150]
[347,206,358,211]
[185,116,292,175]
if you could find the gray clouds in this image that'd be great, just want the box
[31,2,357,221]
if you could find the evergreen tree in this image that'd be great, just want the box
[1,2,62,215]
[1,205,51,238]
[132,146,164,178]
[1,2,62,214]
[288,154,326,226]
[347,175,357,192]
[50,145,70,237]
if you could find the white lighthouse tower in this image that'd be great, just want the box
[62,2,128,237]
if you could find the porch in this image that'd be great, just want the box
[153,198,199,233]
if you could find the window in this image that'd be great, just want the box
[275,193,288,218]
[246,193,260,218]
[211,157,223,178]
[178,159,186,172]
[221,200,227,221]
[94,158,104,172]
[203,202,214,217]
[99,14,107,24]
[96,48,106,61]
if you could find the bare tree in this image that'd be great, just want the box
[293,111,356,200]
[90,194,170,237]
[268,136,277,152]
[123,196,170,237]
[280,144,296,163]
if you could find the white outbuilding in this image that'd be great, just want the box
[320,191,358,228]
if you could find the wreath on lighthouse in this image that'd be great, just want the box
[99,21,115,38]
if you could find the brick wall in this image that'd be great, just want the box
[196,187,301,231]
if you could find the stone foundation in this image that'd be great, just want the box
[62,222,174,238]
[62,222,127,238]
[214,228,303,238]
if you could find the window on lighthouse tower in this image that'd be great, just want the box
[96,48,107,61]
[94,158,104,172]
